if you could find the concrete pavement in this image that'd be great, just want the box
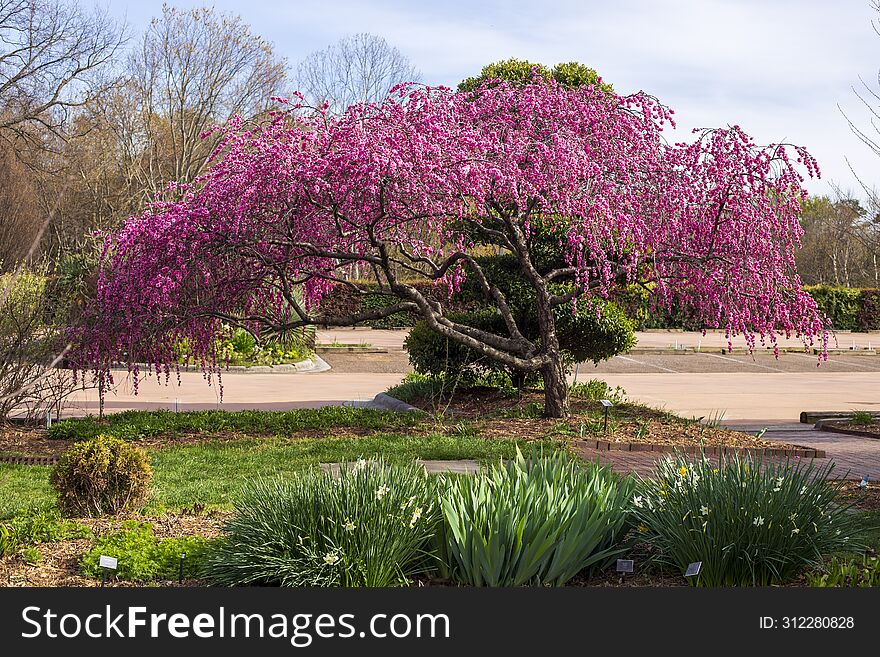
[56,328,880,424]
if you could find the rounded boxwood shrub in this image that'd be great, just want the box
[50,434,153,517]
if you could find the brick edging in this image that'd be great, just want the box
[572,440,825,458]
[0,454,59,466]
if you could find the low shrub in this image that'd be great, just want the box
[569,379,626,402]
[632,453,864,586]
[81,521,213,582]
[807,554,880,587]
[51,435,153,516]
[202,460,443,587]
[438,449,635,586]
[0,505,91,557]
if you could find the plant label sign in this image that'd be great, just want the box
[685,561,702,578]
[616,559,634,573]
[600,399,613,407]
[99,555,118,570]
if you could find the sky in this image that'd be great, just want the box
[105,0,880,200]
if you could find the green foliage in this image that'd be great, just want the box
[202,460,443,587]
[405,249,635,386]
[805,285,862,331]
[438,449,635,586]
[21,546,42,564]
[384,372,445,404]
[48,407,423,441]
[569,379,626,402]
[807,554,880,587]
[81,521,213,582]
[405,310,528,385]
[51,435,153,517]
[632,453,864,586]
[0,505,91,557]
[175,325,313,367]
[458,58,612,94]
[849,410,875,426]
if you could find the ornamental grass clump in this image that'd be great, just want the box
[202,459,442,587]
[632,453,864,586]
[439,449,635,586]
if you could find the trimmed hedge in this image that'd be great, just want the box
[317,282,476,328]
[317,280,880,332]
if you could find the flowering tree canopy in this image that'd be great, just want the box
[74,78,827,417]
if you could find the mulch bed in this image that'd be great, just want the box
[410,387,808,452]
[829,479,880,511]
[0,511,229,588]
[818,420,880,440]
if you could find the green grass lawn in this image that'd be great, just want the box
[0,433,529,517]
[0,464,55,517]
[47,407,425,441]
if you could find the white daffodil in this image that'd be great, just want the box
[343,519,356,532]
[375,485,390,500]
[323,552,340,566]
[633,495,644,508]
[753,516,765,527]
[791,528,800,535]
[409,507,423,528]
[700,505,709,516]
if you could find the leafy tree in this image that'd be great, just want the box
[73,79,825,418]
[458,58,612,93]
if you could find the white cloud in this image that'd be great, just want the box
[110,0,880,198]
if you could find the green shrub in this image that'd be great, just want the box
[849,410,875,426]
[405,310,522,385]
[439,449,634,586]
[569,379,626,402]
[81,521,213,582]
[202,460,443,587]
[51,435,153,516]
[805,285,861,331]
[632,453,863,586]
[807,554,880,587]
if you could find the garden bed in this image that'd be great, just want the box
[816,419,880,440]
[401,386,811,452]
[0,511,227,587]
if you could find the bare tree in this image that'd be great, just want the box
[0,142,41,269]
[0,0,126,151]
[296,33,419,113]
[124,4,288,197]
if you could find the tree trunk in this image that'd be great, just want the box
[541,355,570,418]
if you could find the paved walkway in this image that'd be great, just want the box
[379,425,880,480]
[576,424,880,479]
